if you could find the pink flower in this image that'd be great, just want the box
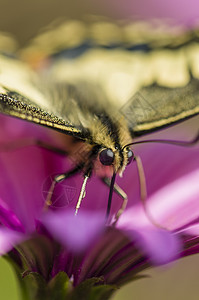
[0,112,198,300]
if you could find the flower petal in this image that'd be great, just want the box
[118,169,199,231]
[0,199,24,232]
[0,115,72,231]
[125,226,181,265]
[147,169,199,230]
[118,117,199,208]
[0,227,24,255]
[178,223,199,236]
[41,210,105,253]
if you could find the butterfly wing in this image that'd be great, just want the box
[0,54,89,141]
[1,19,199,141]
[46,45,199,139]
[121,78,199,137]
[0,51,122,144]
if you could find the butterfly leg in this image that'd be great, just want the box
[134,155,164,228]
[101,177,128,225]
[102,155,153,226]
[74,145,102,215]
[134,156,147,205]
[45,164,84,208]
[75,167,92,215]
[182,130,199,146]
[75,175,89,215]
[0,138,68,155]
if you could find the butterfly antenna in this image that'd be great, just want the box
[123,131,199,149]
[106,173,116,221]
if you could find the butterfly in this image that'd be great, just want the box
[0,19,198,222]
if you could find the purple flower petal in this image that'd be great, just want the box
[117,117,199,210]
[178,223,199,236]
[41,210,105,253]
[117,168,199,264]
[125,226,181,265]
[0,115,71,231]
[147,169,199,230]
[0,228,24,255]
[118,169,199,230]
[0,199,24,232]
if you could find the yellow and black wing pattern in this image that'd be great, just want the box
[121,78,199,137]
[0,18,199,140]
[0,55,90,141]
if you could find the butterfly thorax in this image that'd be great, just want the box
[60,109,132,177]
[89,113,132,175]
[50,82,133,175]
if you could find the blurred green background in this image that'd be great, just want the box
[0,1,199,299]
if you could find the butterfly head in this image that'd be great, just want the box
[94,146,134,177]
[99,147,134,167]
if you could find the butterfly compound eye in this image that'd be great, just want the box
[127,149,134,165]
[99,149,115,166]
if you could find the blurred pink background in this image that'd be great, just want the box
[0,0,199,45]
[98,0,199,25]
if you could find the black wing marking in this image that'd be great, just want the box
[121,77,199,137]
[0,91,87,140]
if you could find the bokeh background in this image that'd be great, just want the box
[1,0,199,46]
[0,0,199,299]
